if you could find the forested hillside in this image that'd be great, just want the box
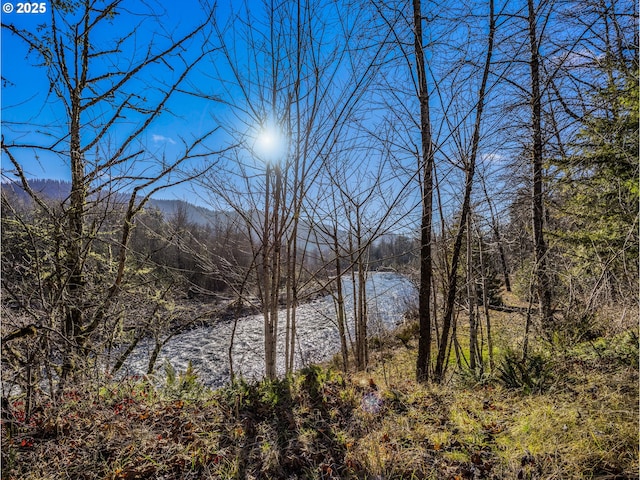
[1,0,637,477]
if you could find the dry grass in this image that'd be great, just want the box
[2,312,638,479]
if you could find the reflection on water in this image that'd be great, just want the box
[119,272,417,387]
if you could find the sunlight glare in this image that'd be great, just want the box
[255,124,286,163]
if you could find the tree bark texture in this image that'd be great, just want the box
[413,0,434,383]
[527,0,553,328]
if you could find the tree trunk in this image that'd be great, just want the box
[467,214,479,372]
[433,0,495,383]
[481,177,511,292]
[479,233,494,371]
[267,164,283,380]
[61,81,87,386]
[413,0,434,384]
[333,234,349,371]
[262,164,276,380]
[527,0,553,328]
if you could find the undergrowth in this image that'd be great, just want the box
[2,317,638,479]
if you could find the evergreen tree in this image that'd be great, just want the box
[552,70,639,301]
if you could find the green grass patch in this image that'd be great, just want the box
[2,320,637,479]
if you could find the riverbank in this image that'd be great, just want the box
[3,310,638,479]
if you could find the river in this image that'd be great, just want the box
[119,272,417,387]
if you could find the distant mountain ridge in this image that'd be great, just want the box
[2,179,72,201]
[2,179,414,263]
[148,198,228,226]
[1,179,220,227]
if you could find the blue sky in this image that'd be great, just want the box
[1,0,235,203]
[2,0,510,232]
[2,0,392,211]
[0,0,458,230]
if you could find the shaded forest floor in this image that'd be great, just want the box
[2,306,638,479]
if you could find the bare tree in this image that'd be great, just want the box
[411,0,436,384]
[1,0,221,394]
[431,0,496,382]
[200,0,392,380]
[526,0,554,329]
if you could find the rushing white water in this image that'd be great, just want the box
[119,272,417,387]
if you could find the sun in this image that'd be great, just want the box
[254,123,286,162]
[258,130,277,150]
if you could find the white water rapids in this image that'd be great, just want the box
[119,272,417,387]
